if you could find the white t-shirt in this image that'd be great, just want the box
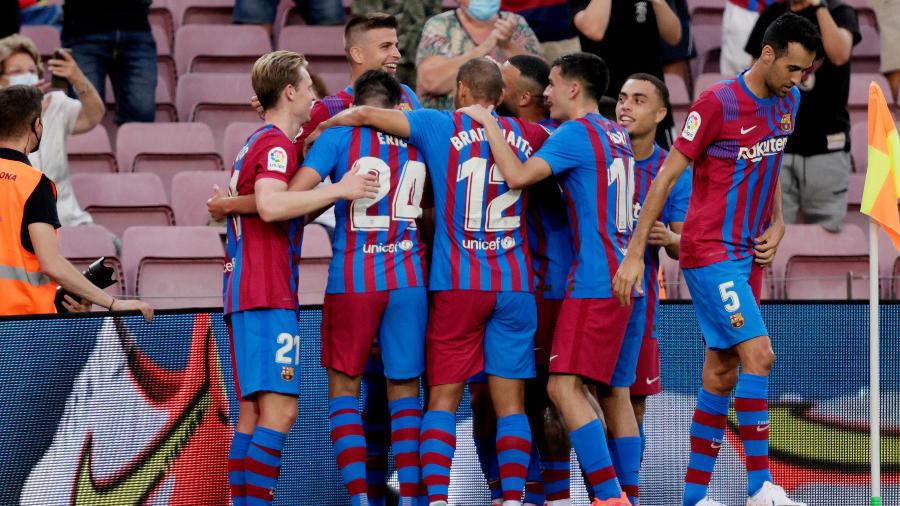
[29,91,93,226]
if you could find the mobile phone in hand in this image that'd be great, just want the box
[51,49,70,89]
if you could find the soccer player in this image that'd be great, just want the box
[309,57,549,506]
[612,14,819,506]
[224,51,377,506]
[462,51,642,506]
[616,72,692,494]
[300,69,429,506]
[499,53,575,506]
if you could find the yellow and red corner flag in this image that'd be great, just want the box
[861,82,900,252]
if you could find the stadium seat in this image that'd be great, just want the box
[71,173,175,238]
[849,73,891,127]
[298,223,332,305]
[174,24,272,75]
[116,122,223,195]
[20,25,60,62]
[665,73,691,131]
[223,121,264,169]
[658,249,686,300]
[152,23,177,101]
[277,25,347,75]
[274,0,306,40]
[852,25,881,73]
[170,0,234,26]
[171,171,231,226]
[690,24,723,77]
[689,5,723,28]
[850,121,868,172]
[845,171,868,233]
[777,224,870,300]
[122,226,224,309]
[58,224,124,299]
[874,229,900,299]
[150,0,176,47]
[103,78,177,128]
[693,73,727,98]
[66,125,117,174]
[176,73,258,151]
[317,71,352,98]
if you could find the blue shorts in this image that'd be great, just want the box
[610,295,647,388]
[427,290,537,385]
[227,308,301,399]
[682,257,768,350]
[321,287,427,380]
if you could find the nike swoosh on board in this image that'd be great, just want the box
[73,386,210,505]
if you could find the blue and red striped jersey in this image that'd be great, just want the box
[526,178,573,300]
[632,143,692,300]
[405,109,549,292]
[224,124,304,314]
[303,126,428,294]
[534,112,636,299]
[673,73,800,269]
[728,0,780,14]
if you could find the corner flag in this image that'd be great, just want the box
[861,82,900,252]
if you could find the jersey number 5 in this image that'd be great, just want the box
[350,156,427,231]
[457,157,522,232]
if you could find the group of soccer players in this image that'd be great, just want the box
[216,9,822,506]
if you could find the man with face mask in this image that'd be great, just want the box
[0,85,153,320]
[415,0,542,110]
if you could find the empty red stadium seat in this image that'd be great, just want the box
[277,25,347,75]
[122,226,225,309]
[777,224,870,300]
[150,0,176,47]
[71,173,175,238]
[103,78,177,126]
[58,224,124,299]
[274,0,306,40]
[152,23,177,100]
[690,24,723,77]
[665,73,691,132]
[20,25,60,61]
[117,122,223,195]
[852,25,881,73]
[689,5,723,28]
[171,0,234,26]
[66,125,117,174]
[317,72,352,98]
[172,171,231,226]
[693,73,727,98]
[176,73,259,151]
[849,74,891,127]
[850,121,867,172]
[658,249,686,300]
[298,223,332,305]
[174,24,272,75]
[223,121,264,169]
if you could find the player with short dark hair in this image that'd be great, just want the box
[616,72,693,504]
[310,56,550,506]
[299,69,428,506]
[498,54,559,131]
[224,51,378,506]
[461,51,639,506]
[613,13,820,506]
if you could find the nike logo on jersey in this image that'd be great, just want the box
[757,423,770,432]
[549,354,559,361]
[73,387,210,504]
[740,125,758,135]
[645,376,660,385]
[711,442,722,449]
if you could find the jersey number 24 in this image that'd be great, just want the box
[350,156,427,231]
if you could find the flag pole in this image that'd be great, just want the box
[869,219,881,506]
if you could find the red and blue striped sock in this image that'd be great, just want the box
[329,396,369,506]
[541,457,570,502]
[683,389,729,506]
[735,373,772,497]
[569,419,620,501]
[228,430,252,506]
[496,414,532,502]
[389,396,423,506]
[473,432,501,502]
[609,436,641,504]
[419,410,456,503]
[244,426,286,506]
[523,442,545,505]
[363,376,390,506]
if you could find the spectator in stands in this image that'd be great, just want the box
[0,85,152,320]
[416,0,542,110]
[747,0,860,233]
[0,34,103,227]
[352,0,442,87]
[571,0,682,103]
[870,0,900,100]
[235,0,345,35]
[501,0,580,62]
[61,0,156,124]
[721,1,782,76]
[1,2,19,39]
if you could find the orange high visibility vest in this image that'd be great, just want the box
[0,156,58,315]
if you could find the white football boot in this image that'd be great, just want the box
[747,481,807,506]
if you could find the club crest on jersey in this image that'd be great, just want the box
[281,366,295,381]
[730,312,745,329]
[738,137,788,163]
[399,103,412,111]
[780,113,793,133]
[267,147,288,173]
[682,111,701,141]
